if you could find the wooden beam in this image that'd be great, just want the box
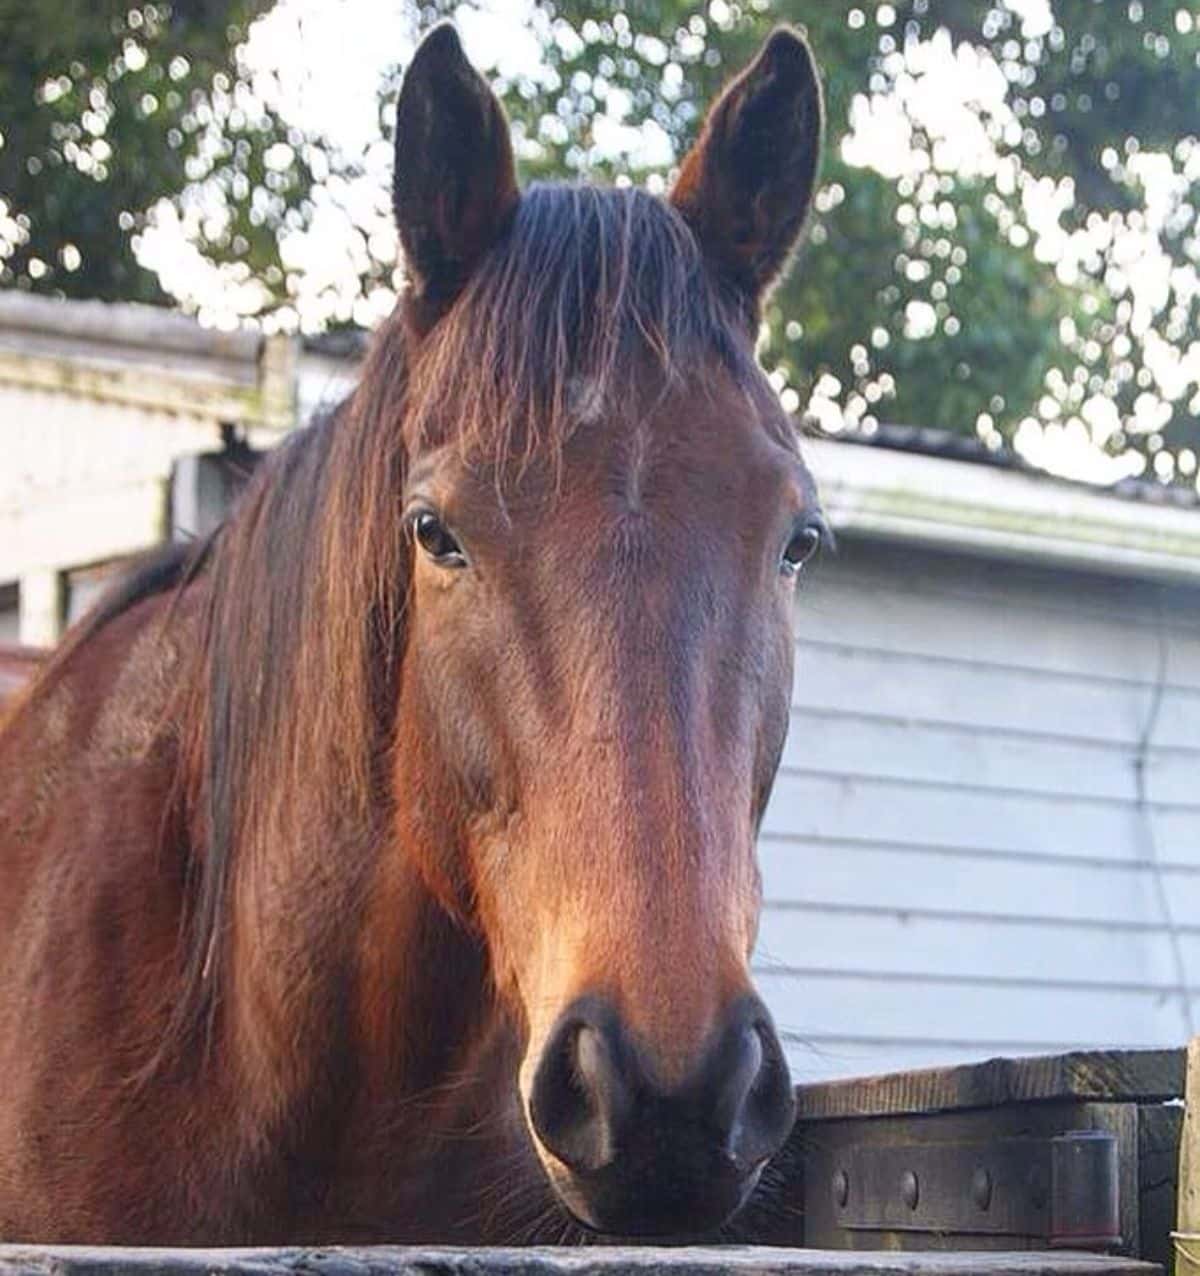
[1139,1104,1182,1273]
[808,436,1200,585]
[0,479,169,582]
[1176,1038,1200,1276]
[17,569,63,647]
[795,1050,1186,1122]
[0,346,294,432]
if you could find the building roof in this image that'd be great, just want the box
[830,422,1200,510]
[0,291,295,433]
[5,298,1198,587]
[807,430,1200,585]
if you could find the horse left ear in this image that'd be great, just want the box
[393,23,519,319]
[670,27,823,315]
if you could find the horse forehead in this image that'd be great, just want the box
[567,369,763,438]
[563,372,791,487]
[566,376,608,427]
[423,373,803,533]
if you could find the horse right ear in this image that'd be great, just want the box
[670,27,823,318]
[393,24,519,323]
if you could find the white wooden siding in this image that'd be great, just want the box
[758,537,1200,1084]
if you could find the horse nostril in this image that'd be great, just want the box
[711,1012,795,1173]
[712,1023,763,1155]
[529,1007,630,1173]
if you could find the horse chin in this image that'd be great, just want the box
[541,1151,764,1241]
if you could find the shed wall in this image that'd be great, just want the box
[759,536,1200,1083]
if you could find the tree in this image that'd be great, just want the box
[3,0,1199,485]
[444,0,1200,483]
[0,0,312,306]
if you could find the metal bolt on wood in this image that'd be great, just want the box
[972,1166,993,1212]
[833,1169,849,1209]
[902,1169,920,1210]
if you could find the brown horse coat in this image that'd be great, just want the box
[0,25,824,1244]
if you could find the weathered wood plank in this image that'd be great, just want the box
[1136,1103,1182,1273]
[785,715,1199,808]
[765,837,1200,928]
[760,971,1194,1063]
[790,645,1198,754]
[794,1051,1184,1122]
[762,774,1200,865]
[755,907,1198,991]
[760,839,1200,930]
[1176,1037,1200,1276]
[798,548,1200,689]
[0,1245,1164,1276]
[779,716,1194,806]
[785,1043,1162,1090]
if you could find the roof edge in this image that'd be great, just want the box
[806,436,1200,585]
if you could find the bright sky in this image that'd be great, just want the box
[133,0,1196,489]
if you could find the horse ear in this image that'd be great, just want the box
[393,24,519,317]
[670,27,823,315]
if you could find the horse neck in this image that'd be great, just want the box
[218,813,503,1130]
[353,848,504,1101]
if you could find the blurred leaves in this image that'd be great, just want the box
[446,0,1200,482]
[0,0,312,305]
[3,0,1200,483]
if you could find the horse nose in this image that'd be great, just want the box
[528,995,794,1179]
[529,999,633,1173]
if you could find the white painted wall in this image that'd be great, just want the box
[0,293,295,643]
[759,536,1200,1083]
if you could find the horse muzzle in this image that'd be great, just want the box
[526,994,795,1236]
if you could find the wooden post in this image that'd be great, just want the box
[18,569,63,647]
[1177,1038,1200,1276]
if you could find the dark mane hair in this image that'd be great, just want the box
[170,183,755,1049]
[406,183,754,464]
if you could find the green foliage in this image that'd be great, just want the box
[0,0,310,304]
[383,2,1200,479]
[3,0,1199,482]
[420,0,1200,481]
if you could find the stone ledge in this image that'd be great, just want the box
[0,1247,1163,1276]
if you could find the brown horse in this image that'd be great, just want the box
[0,24,825,1245]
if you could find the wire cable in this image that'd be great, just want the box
[1135,590,1194,1037]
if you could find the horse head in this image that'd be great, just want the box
[384,24,825,1237]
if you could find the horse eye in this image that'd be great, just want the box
[413,512,467,567]
[781,522,823,577]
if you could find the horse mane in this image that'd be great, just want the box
[11,539,211,726]
[404,183,753,466]
[168,183,755,1051]
[71,542,209,646]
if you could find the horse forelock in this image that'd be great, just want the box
[402,183,757,470]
